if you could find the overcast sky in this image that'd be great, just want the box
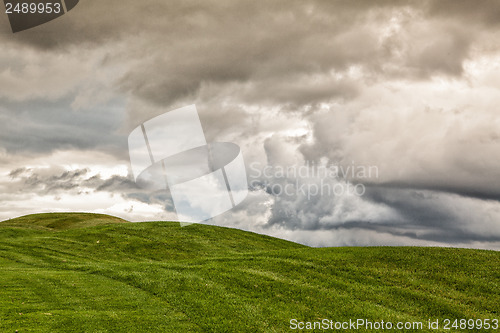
[1,0,500,249]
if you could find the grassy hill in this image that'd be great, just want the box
[0,213,498,332]
[1,213,128,230]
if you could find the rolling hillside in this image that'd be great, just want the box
[0,213,498,332]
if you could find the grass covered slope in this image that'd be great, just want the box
[2,213,128,230]
[0,213,499,332]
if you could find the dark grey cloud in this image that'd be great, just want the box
[251,174,500,246]
[427,0,500,27]
[6,165,177,213]
[8,166,113,195]
[2,0,484,110]
[363,186,500,243]
[1,0,490,151]
[0,97,127,156]
[366,181,500,204]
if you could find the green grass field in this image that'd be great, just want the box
[0,213,498,332]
